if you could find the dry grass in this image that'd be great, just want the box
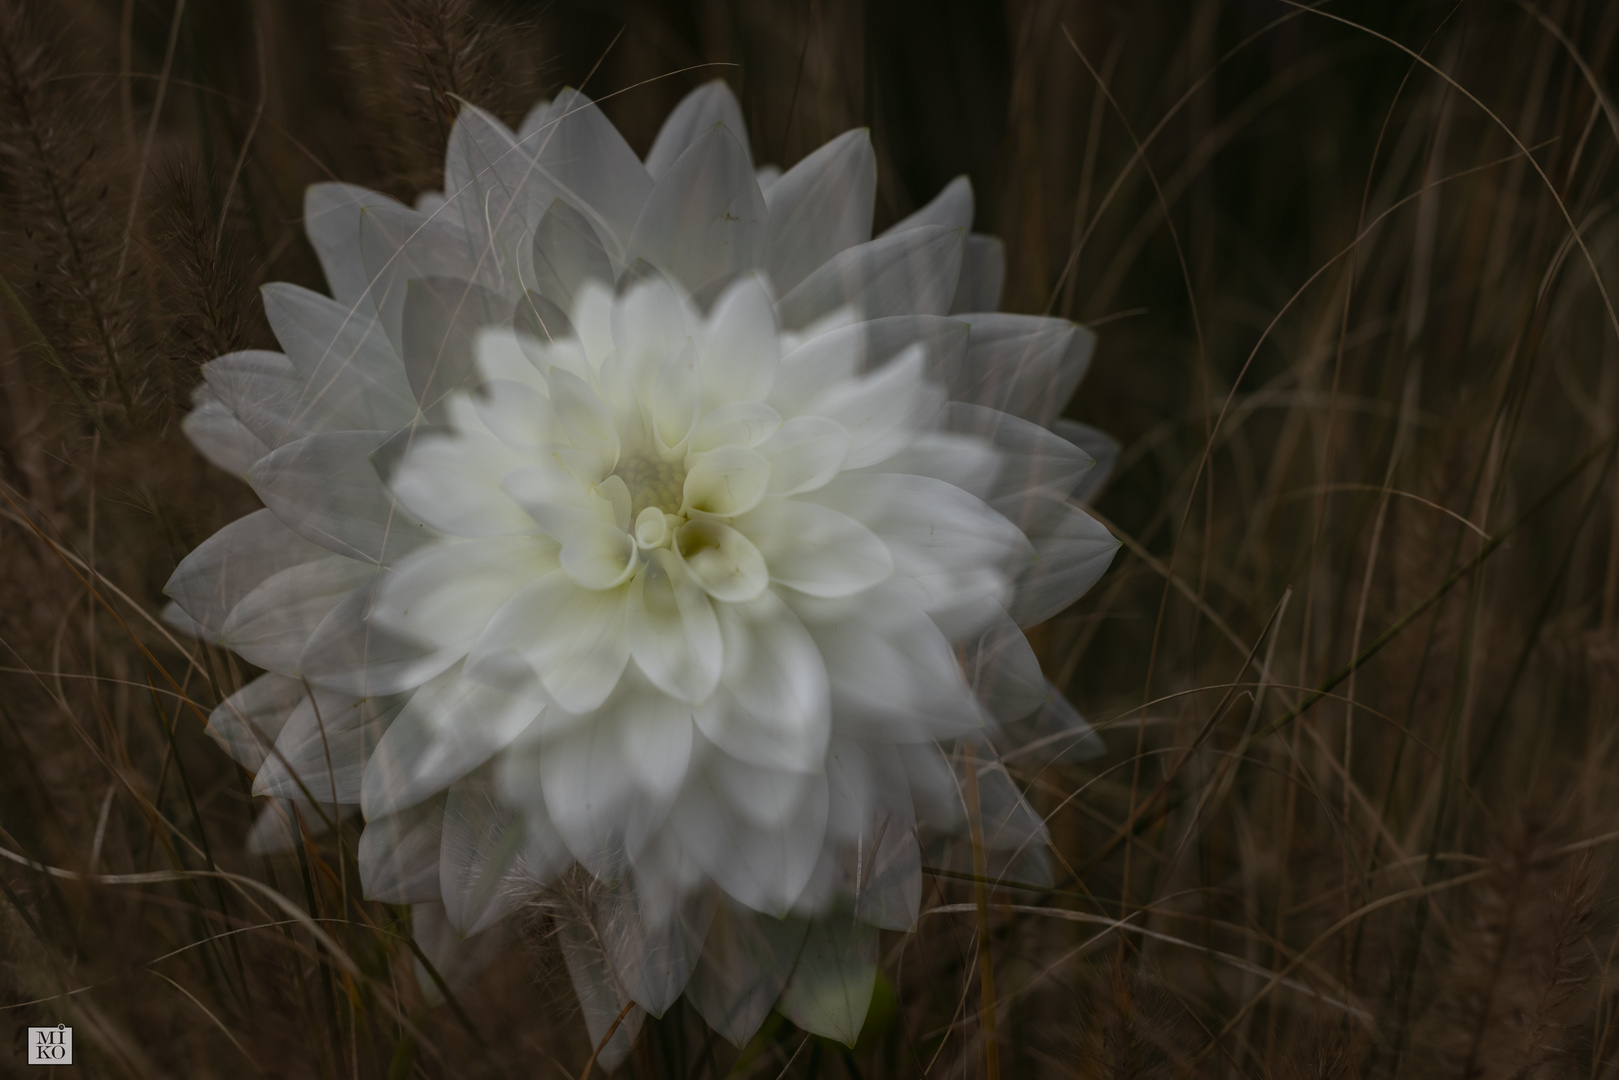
[3,0,1619,1076]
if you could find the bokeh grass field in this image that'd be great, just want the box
[3,0,1619,1076]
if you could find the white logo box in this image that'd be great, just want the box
[27,1026,72,1066]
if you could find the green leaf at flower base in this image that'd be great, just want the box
[777,916,878,1045]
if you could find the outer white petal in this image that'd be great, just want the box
[439,773,526,935]
[555,918,644,1071]
[1058,419,1120,503]
[686,902,807,1046]
[441,104,552,275]
[527,88,652,252]
[252,690,399,805]
[528,198,615,311]
[959,313,1096,426]
[248,430,426,564]
[400,277,512,418]
[298,576,461,696]
[373,535,555,654]
[627,124,767,291]
[164,508,330,639]
[218,556,376,674]
[358,795,446,905]
[1005,494,1120,627]
[644,80,752,181]
[303,183,403,312]
[777,916,878,1046]
[952,233,1005,313]
[205,672,306,772]
[182,387,268,476]
[764,129,877,294]
[882,174,974,234]
[593,879,715,1017]
[200,350,308,450]
[759,416,849,496]
[471,570,630,712]
[776,225,964,331]
[260,282,416,430]
[807,345,943,469]
[969,608,1050,725]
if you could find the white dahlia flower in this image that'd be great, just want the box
[165,80,1118,1055]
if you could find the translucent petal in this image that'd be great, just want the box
[1057,419,1119,503]
[182,389,268,476]
[628,124,767,291]
[807,472,1028,616]
[688,401,782,454]
[252,690,398,805]
[260,282,416,430]
[298,574,460,696]
[960,313,1096,426]
[472,570,629,712]
[951,233,1005,313]
[401,277,512,419]
[1001,681,1105,766]
[441,104,552,278]
[219,555,375,674]
[947,403,1092,532]
[701,591,829,774]
[361,661,544,819]
[777,916,878,1045]
[1005,495,1119,627]
[882,174,974,234]
[440,772,526,935]
[973,759,1050,852]
[777,225,964,331]
[768,318,865,411]
[528,198,615,311]
[357,201,505,361]
[526,88,652,253]
[206,672,306,772]
[738,497,892,598]
[764,129,877,294]
[358,795,445,905]
[374,537,557,658]
[627,549,723,703]
[200,350,308,450]
[686,902,807,1046]
[593,879,715,1017]
[556,918,644,1071]
[303,183,403,312]
[164,508,330,639]
[248,430,426,563]
[969,608,1049,725]
[644,79,751,181]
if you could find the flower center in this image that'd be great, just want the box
[614,453,687,517]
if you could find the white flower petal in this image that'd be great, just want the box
[545,366,620,464]
[700,274,780,408]
[528,197,616,311]
[764,128,877,294]
[473,570,630,712]
[253,690,399,804]
[758,416,849,496]
[361,662,544,819]
[628,123,767,291]
[400,277,512,418]
[688,400,782,454]
[248,430,426,563]
[809,345,944,468]
[205,673,306,772]
[951,233,1005,313]
[358,795,445,905]
[219,556,376,674]
[387,433,538,537]
[777,224,964,331]
[627,550,722,703]
[261,282,417,430]
[529,88,652,252]
[682,444,770,517]
[200,350,308,450]
[164,508,330,639]
[959,313,1096,426]
[303,183,402,312]
[373,536,556,652]
[777,916,878,1046]
[686,902,807,1046]
[1057,419,1119,503]
[700,590,829,773]
[299,576,460,696]
[644,80,752,181]
[882,174,974,234]
[736,498,892,598]
[561,519,639,589]
[675,518,768,603]
[440,773,526,935]
[555,918,644,1071]
[182,388,268,476]
[1005,495,1119,627]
